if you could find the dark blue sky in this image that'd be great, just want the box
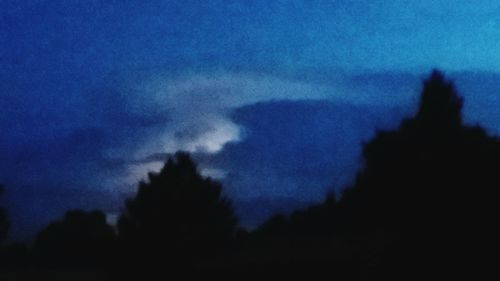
[2,0,500,239]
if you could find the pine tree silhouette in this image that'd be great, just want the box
[117,152,237,269]
[417,70,463,128]
[339,70,500,276]
[250,70,500,276]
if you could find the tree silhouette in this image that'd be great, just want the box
[117,152,237,268]
[254,193,338,240]
[0,185,9,245]
[338,70,500,275]
[34,210,116,268]
[245,70,500,276]
[417,70,463,128]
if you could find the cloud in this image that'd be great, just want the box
[106,70,425,197]
[126,73,328,161]
[127,71,420,160]
[4,67,500,238]
[124,70,500,227]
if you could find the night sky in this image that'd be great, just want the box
[2,0,500,240]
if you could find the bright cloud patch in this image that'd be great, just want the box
[127,72,417,163]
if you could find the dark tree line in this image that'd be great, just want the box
[243,70,500,277]
[34,210,116,268]
[1,70,499,278]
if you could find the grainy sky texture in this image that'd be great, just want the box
[2,0,500,239]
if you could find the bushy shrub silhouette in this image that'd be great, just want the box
[254,194,337,240]
[117,152,237,268]
[34,210,116,268]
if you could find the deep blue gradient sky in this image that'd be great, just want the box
[2,0,500,239]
